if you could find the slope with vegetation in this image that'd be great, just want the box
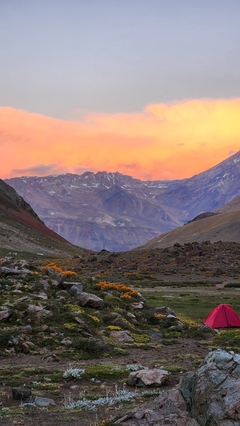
[1,241,240,424]
[0,179,89,258]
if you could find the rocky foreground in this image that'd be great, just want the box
[115,349,240,425]
[1,242,240,425]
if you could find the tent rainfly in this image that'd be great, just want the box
[204,304,240,328]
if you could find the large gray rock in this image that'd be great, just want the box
[68,283,83,296]
[110,330,134,343]
[180,349,240,425]
[0,266,31,276]
[77,292,104,309]
[154,306,176,316]
[12,387,31,401]
[0,309,12,320]
[114,349,240,425]
[115,387,199,425]
[34,396,56,406]
[127,369,170,387]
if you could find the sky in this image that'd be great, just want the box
[1,0,240,180]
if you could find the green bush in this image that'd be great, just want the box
[72,337,113,357]
[0,328,18,347]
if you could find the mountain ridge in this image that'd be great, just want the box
[5,150,240,251]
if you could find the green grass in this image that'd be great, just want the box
[132,279,222,288]
[142,290,240,324]
[213,328,240,349]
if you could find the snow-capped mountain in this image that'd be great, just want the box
[5,151,240,251]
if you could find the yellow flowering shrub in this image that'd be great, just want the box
[63,322,78,330]
[67,304,84,313]
[154,313,167,319]
[95,281,138,299]
[42,262,77,276]
[87,314,100,323]
[107,325,121,331]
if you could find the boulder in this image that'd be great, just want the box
[115,387,199,425]
[12,387,31,401]
[0,309,12,320]
[180,349,240,425]
[0,267,31,276]
[112,316,136,331]
[77,292,104,309]
[127,368,170,387]
[113,349,240,425]
[131,302,144,310]
[33,396,56,407]
[35,292,48,299]
[68,283,83,296]
[154,306,176,316]
[38,279,50,291]
[110,330,134,343]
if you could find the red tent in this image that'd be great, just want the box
[204,304,240,328]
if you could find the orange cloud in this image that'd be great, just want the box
[0,99,240,180]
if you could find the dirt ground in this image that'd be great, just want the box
[0,337,210,426]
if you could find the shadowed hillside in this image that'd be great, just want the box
[137,210,240,250]
[0,180,90,258]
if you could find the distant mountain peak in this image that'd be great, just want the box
[5,151,240,252]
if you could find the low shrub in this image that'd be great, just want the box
[72,337,113,357]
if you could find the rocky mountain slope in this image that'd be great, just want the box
[5,151,240,252]
[5,173,182,252]
[0,179,42,222]
[0,179,87,258]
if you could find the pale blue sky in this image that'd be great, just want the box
[1,0,240,118]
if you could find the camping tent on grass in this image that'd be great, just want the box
[204,304,240,328]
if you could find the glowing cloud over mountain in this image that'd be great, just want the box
[1,99,240,180]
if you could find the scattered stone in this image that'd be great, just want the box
[21,342,30,353]
[68,283,83,296]
[27,304,46,313]
[11,336,23,346]
[146,330,163,339]
[43,353,59,362]
[61,337,72,345]
[75,316,85,324]
[25,341,36,350]
[154,306,176,316]
[12,387,31,401]
[115,387,198,425]
[127,368,171,387]
[110,330,134,343]
[127,312,137,321]
[0,267,31,276]
[131,302,144,310]
[112,316,136,331]
[0,309,12,320]
[77,292,104,309]
[33,396,56,407]
[27,304,52,320]
[116,349,240,425]
[167,314,178,319]
[35,292,48,299]
[5,347,16,355]
[38,279,50,291]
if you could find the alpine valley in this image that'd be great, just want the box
[5,150,240,252]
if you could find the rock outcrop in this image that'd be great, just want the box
[115,349,240,425]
